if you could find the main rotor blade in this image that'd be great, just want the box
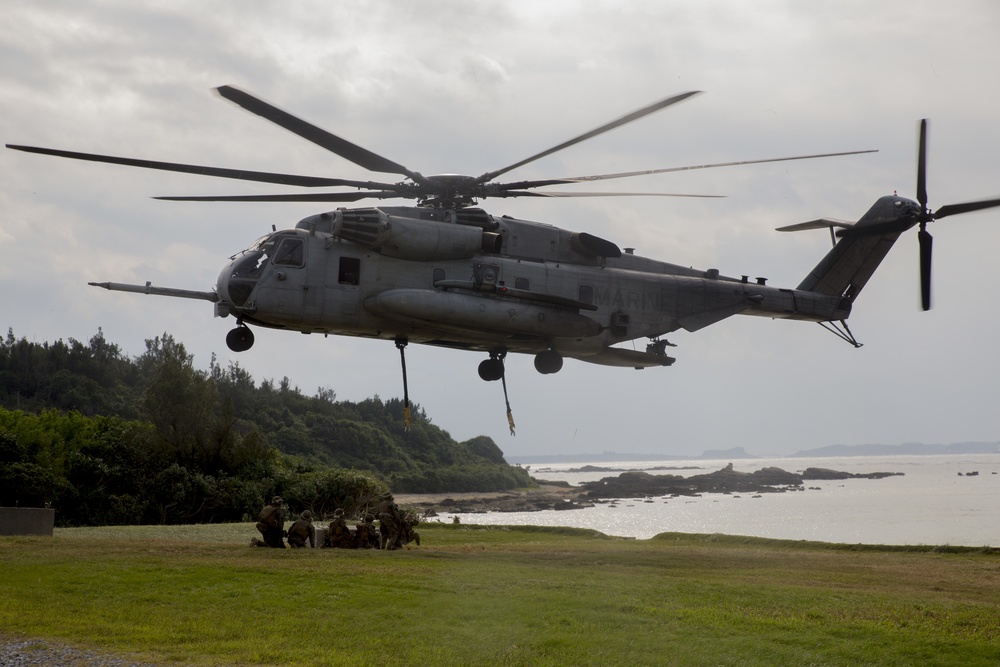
[216,85,424,182]
[546,150,879,184]
[934,197,1000,219]
[489,178,580,191]
[5,144,385,188]
[918,228,933,311]
[497,190,724,199]
[476,91,702,184]
[917,119,928,211]
[153,191,400,202]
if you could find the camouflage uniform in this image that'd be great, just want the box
[326,508,354,548]
[252,496,287,548]
[377,492,402,550]
[400,512,421,547]
[355,513,379,549]
[287,510,315,548]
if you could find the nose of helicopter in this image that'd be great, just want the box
[216,243,272,310]
[216,263,233,305]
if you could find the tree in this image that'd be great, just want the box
[140,334,223,469]
[1,329,536,519]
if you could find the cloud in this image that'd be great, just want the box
[3,0,999,457]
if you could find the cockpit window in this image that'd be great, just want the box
[231,250,267,279]
[227,235,286,307]
[273,238,304,267]
[231,236,277,279]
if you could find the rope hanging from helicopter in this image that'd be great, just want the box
[395,338,411,431]
[500,356,516,437]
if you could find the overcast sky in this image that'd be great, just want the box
[3,0,999,460]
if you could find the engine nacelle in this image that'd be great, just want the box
[334,209,486,261]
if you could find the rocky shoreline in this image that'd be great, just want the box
[394,482,585,515]
[395,464,904,516]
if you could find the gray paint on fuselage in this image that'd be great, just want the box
[230,212,849,357]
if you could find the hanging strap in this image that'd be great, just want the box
[395,338,411,431]
[500,362,515,436]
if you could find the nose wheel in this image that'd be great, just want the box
[226,325,254,352]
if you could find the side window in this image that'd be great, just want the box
[339,257,361,285]
[514,277,529,290]
[432,268,445,284]
[273,238,304,266]
[579,285,594,305]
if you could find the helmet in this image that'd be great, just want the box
[271,496,283,505]
[382,492,393,499]
[301,510,313,520]
[364,513,375,523]
[334,508,344,516]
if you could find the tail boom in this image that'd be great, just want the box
[785,195,915,307]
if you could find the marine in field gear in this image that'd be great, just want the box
[287,510,316,548]
[377,492,402,550]
[355,513,379,549]
[325,508,354,548]
[251,496,287,548]
[400,512,421,547]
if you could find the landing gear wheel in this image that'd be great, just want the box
[478,358,504,382]
[534,349,564,375]
[226,326,255,352]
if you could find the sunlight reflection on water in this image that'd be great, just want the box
[437,454,1000,546]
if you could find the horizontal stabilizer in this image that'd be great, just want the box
[776,218,855,233]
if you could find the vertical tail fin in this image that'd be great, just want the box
[780,196,913,305]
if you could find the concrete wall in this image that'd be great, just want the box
[0,507,55,536]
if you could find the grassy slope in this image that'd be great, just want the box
[1,524,998,666]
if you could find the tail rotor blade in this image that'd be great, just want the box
[934,197,1000,220]
[918,228,933,310]
[917,119,928,212]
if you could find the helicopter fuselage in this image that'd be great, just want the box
[209,205,850,369]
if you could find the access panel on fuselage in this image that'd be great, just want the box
[321,244,362,329]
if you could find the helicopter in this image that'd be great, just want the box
[8,86,1000,432]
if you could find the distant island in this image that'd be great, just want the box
[789,442,999,457]
[507,442,998,465]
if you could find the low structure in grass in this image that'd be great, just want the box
[0,507,54,536]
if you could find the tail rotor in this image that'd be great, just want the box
[915,120,933,310]
[842,119,1000,310]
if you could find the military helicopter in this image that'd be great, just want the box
[8,86,1000,431]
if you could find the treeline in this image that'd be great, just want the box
[0,329,531,525]
[0,407,382,526]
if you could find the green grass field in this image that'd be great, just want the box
[2,523,998,666]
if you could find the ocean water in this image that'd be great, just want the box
[436,454,1000,546]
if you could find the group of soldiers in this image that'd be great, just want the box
[250,492,420,550]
